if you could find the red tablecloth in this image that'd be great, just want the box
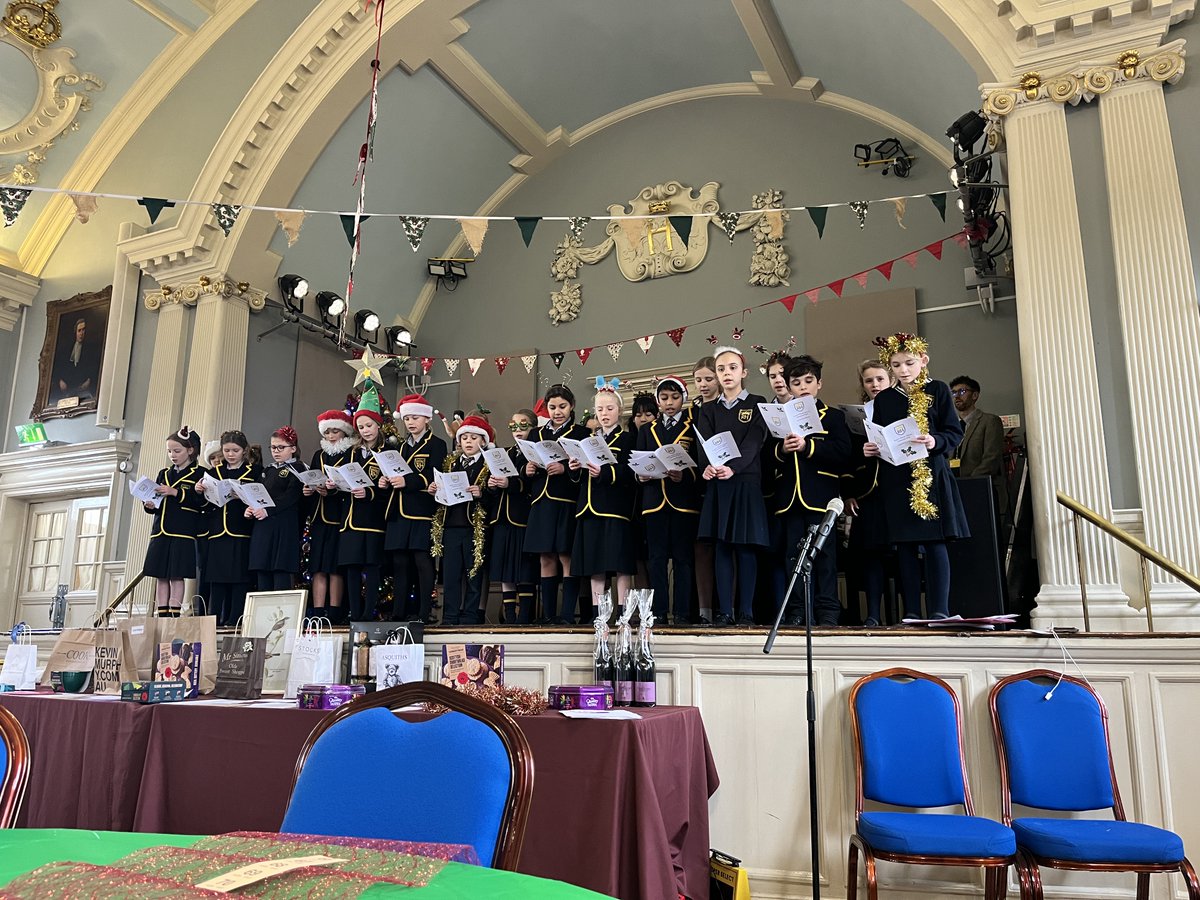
[0,694,718,900]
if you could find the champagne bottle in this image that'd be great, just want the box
[613,621,634,706]
[634,622,656,707]
[592,593,614,687]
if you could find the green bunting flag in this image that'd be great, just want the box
[668,215,693,247]
[930,193,947,221]
[515,216,540,247]
[807,206,828,239]
[138,197,176,225]
[341,214,371,247]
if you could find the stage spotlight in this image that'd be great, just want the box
[427,258,472,291]
[946,110,987,160]
[384,325,413,354]
[278,274,309,313]
[355,309,380,342]
[316,291,345,324]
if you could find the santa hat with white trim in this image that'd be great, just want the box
[456,414,494,448]
[317,409,354,436]
[397,393,434,419]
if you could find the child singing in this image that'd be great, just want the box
[248,425,306,592]
[143,426,204,616]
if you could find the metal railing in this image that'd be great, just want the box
[92,570,147,627]
[1057,491,1200,633]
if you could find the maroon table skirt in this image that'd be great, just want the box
[1,695,718,900]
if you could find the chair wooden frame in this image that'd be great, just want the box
[288,681,534,871]
[0,705,31,828]
[989,669,1200,900]
[848,667,1019,900]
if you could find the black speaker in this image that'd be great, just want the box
[947,476,1005,617]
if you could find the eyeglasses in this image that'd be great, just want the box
[270,445,292,451]
[950,388,972,396]
[508,422,531,431]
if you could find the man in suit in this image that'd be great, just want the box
[52,317,101,401]
[949,376,1008,518]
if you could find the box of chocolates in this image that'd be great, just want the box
[296,683,366,710]
[549,684,615,711]
[440,644,503,691]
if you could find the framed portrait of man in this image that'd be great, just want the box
[33,286,112,420]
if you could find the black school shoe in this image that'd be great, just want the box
[712,613,736,626]
[735,613,757,627]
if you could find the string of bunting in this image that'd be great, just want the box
[378,232,966,378]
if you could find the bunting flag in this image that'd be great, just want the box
[950,231,970,248]
[617,217,643,250]
[276,210,306,247]
[420,356,436,375]
[550,352,565,369]
[853,272,870,288]
[804,288,821,304]
[930,193,947,221]
[568,216,590,243]
[495,356,510,375]
[576,347,593,365]
[340,213,370,248]
[211,203,241,237]
[715,212,739,244]
[892,197,907,229]
[68,193,97,224]
[828,278,847,298]
[636,335,654,354]
[925,240,944,261]
[458,217,489,255]
[777,294,798,313]
[668,215,693,247]
[876,260,895,281]
[607,342,623,362]
[515,217,539,247]
[445,358,460,377]
[399,215,429,252]
[521,354,537,373]
[901,251,920,268]
[807,206,828,239]
[0,188,31,227]
[137,197,175,225]
[667,327,686,347]
[849,200,869,230]
[467,357,485,376]
[764,209,784,240]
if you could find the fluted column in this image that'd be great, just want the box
[1002,100,1132,627]
[1098,77,1200,611]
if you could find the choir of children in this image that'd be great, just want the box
[141,331,967,627]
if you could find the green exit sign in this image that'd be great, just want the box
[15,422,48,447]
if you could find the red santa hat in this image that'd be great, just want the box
[456,414,494,448]
[316,409,354,436]
[655,375,689,403]
[397,393,434,419]
[533,397,550,427]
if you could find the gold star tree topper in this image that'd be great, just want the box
[345,346,384,388]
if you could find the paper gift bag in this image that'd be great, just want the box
[0,625,38,690]
[160,604,217,694]
[710,850,752,900]
[350,621,425,688]
[370,627,424,689]
[285,618,343,698]
[440,643,503,691]
[213,631,266,700]
[118,608,158,683]
[91,629,124,695]
[40,627,97,689]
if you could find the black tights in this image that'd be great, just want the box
[714,543,757,620]
[208,582,248,627]
[392,550,435,621]
[256,571,294,592]
[896,542,951,619]
[344,565,381,621]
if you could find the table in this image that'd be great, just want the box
[0,830,609,898]
[0,694,719,900]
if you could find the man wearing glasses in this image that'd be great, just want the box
[949,376,1007,518]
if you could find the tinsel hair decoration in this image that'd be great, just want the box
[872,332,929,366]
[872,332,939,521]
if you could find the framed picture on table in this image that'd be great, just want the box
[243,589,307,695]
[32,286,112,421]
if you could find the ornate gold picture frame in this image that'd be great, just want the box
[32,285,111,421]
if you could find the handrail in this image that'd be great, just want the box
[1056,491,1200,632]
[92,570,147,627]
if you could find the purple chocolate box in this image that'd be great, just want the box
[297,683,366,710]
[549,684,615,711]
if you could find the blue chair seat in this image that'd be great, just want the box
[859,812,1016,858]
[1013,818,1184,865]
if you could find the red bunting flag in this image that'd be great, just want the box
[876,260,894,281]
[576,347,592,365]
[495,356,509,375]
[950,232,969,248]
[667,327,686,347]
[828,278,847,298]
[420,356,436,375]
[901,251,919,268]
[805,288,821,304]
[777,294,798,313]
[925,240,944,261]
[852,272,870,288]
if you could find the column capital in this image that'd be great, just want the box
[143,274,266,313]
[982,39,1185,121]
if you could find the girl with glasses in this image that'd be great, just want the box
[249,425,307,592]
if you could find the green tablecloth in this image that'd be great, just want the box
[0,830,612,898]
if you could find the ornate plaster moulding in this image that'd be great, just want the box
[0,24,103,185]
[990,0,1194,50]
[981,38,1186,121]
[142,274,265,312]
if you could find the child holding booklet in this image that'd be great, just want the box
[772,356,851,627]
[490,408,538,624]
[305,410,354,623]
[524,384,591,624]
[381,393,447,623]
[866,333,967,619]
[570,377,637,617]
[637,375,699,625]
[692,356,719,624]
[248,425,306,592]
[338,385,388,621]
[196,429,261,626]
[697,347,769,626]
[143,426,205,616]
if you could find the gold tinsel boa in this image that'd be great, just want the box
[874,332,939,521]
[430,450,490,577]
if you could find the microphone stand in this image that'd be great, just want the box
[764,523,822,899]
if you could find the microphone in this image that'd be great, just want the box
[807,497,845,556]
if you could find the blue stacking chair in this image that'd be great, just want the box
[282,681,534,870]
[0,704,30,828]
[990,670,1199,899]
[848,668,1017,899]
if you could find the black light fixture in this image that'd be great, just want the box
[383,325,413,355]
[946,110,987,162]
[354,308,380,343]
[316,290,345,325]
[853,138,914,177]
[277,274,309,314]
[427,258,471,291]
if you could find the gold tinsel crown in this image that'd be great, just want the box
[873,332,929,366]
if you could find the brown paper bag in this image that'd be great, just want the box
[40,628,97,688]
[160,609,218,694]
[92,629,124,695]
[118,608,159,683]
